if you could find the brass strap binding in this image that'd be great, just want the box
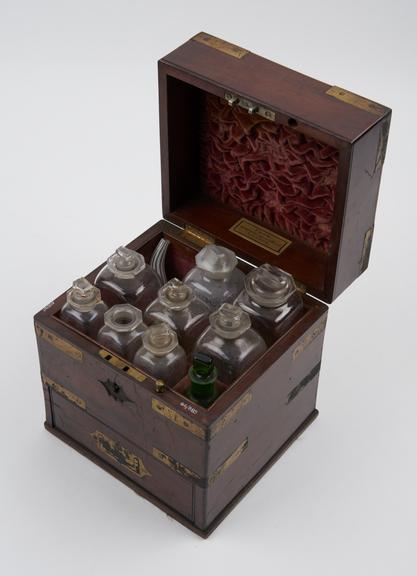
[192,32,249,59]
[152,397,206,440]
[43,374,86,410]
[292,318,327,360]
[211,392,252,437]
[152,447,201,480]
[35,324,83,361]
[326,86,386,116]
[208,438,248,485]
[360,227,374,273]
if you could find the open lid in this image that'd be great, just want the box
[158,32,391,303]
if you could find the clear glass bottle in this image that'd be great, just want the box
[97,304,147,360]
[186,353,219,408]
[235,264,303,344]
[144,278,210,352]
[194,303,267,385]
[183,244,245,311]
[60,277,108,337]
[95,246,161,309]
[132,323,187,388]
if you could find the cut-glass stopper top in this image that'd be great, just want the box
[104,304,144,333]
[142,322,178,356]
[195,245,238,279]
[158,278,194,311]
[210,303,251,339]
[245,264,297,308]
[67,277,102,312]
[107,246,146,279]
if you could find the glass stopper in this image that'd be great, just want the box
[67,277,102,312]
[210,303,251,339]
[195,245,238,279]
[158,278,193,310]
[107,246,146,279]
[142,323,178,356]
[245,264,297,308]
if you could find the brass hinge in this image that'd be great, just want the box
[224,92,276,122]
[181,225,215,248]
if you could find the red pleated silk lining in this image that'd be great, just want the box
[200,94,339,253]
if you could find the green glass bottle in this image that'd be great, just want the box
[186,353,219,408]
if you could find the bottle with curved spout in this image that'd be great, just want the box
[60,277,108,337]
[183,244,245,311]
[194,303,267,385]
[95,246,161,309]
[235,264,303,343]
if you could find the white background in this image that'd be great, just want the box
[1,1,416,575]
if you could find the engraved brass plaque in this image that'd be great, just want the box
[43,374,86,410]
[98,349,147,382]
[208,438,248,485]
[211,392,252,437]
[35,324,83,361]
[326,86,386,116]
[91,431,151,478]
[230,218,291,256]
[152,447,201,480]
[192,32,248,59]
[152,398,206,440]
[292,318,327,360]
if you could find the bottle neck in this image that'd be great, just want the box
[188,367,217,399]
[201,269,230,282]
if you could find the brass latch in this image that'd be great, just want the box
[224,92,276,122]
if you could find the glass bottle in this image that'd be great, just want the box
[183,244,245,311]
[144,278,210,352]
[235,264,303,344]
[132,323,187,388]
[60,277,108,337]
[194,303,267,385]
[95,246,161,309]
[97,304,147,360]
[186,353,219,408]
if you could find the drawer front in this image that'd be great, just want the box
[36,324,208,476]
[50,391,194,521]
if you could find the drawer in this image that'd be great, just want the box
[50,391,195,521]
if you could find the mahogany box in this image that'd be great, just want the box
[34,32,391,537]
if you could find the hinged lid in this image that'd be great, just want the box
[158,32,391,303]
